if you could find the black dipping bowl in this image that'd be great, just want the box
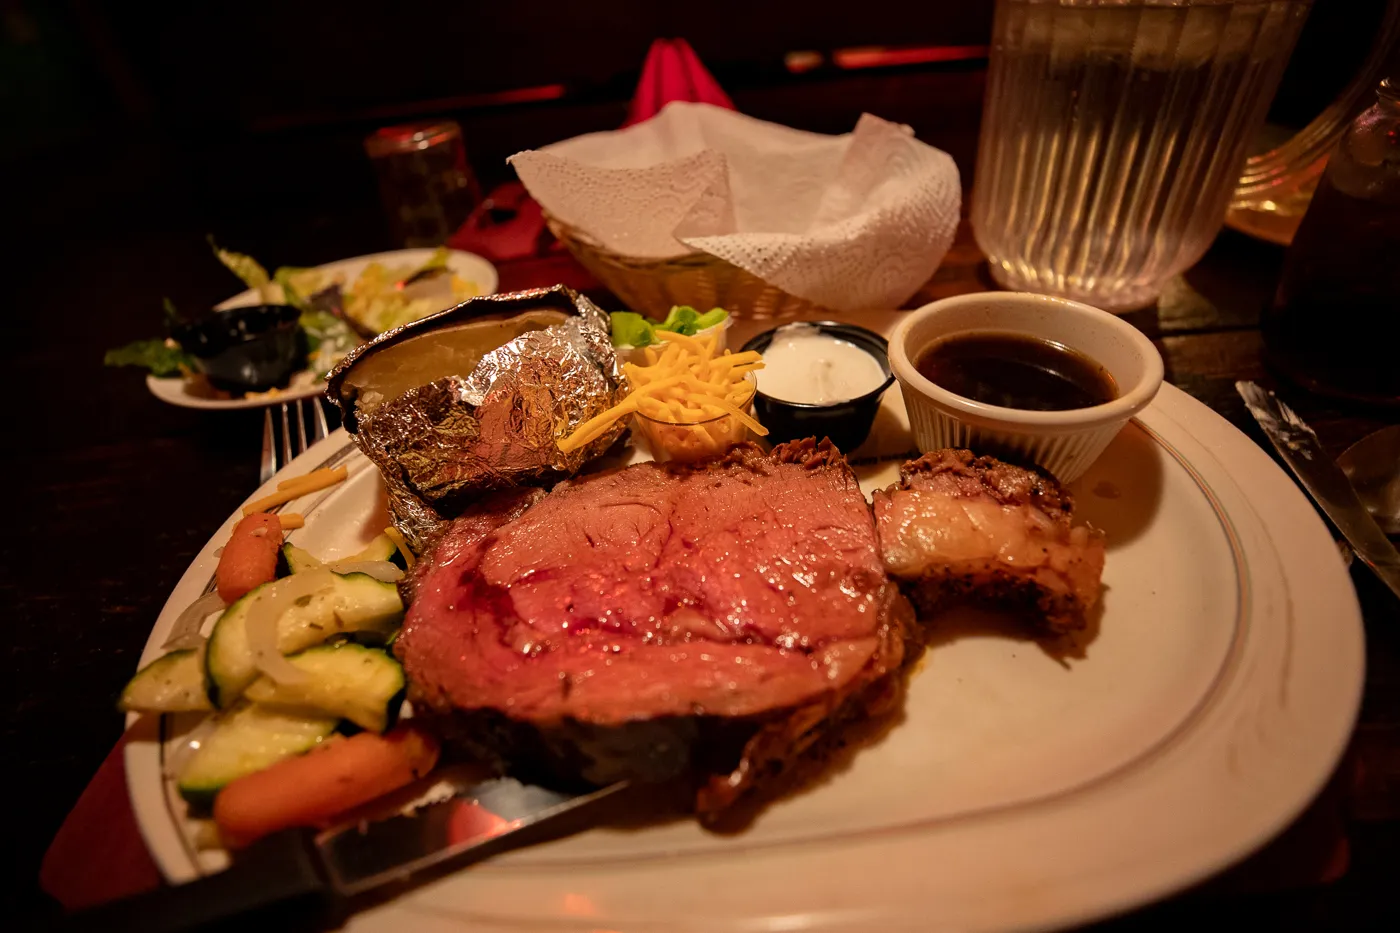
[171,304,306,392]
[741,321,895,454]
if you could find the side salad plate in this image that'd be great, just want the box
[143,248,498,411]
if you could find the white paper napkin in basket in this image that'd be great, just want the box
[509,102,961,312]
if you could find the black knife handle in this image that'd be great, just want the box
[56,829,346,933]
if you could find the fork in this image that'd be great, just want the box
[261,398,332,484]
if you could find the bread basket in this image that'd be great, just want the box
[546,214,822,321]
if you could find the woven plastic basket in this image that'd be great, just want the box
[546,214,822,321]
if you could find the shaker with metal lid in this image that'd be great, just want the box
[1263,77,1400,406]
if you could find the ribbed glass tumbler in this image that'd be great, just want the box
[971,0,1312,311]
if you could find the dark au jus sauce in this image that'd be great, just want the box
[916,332,1117,411]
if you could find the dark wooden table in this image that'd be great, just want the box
[8,205,1398,928]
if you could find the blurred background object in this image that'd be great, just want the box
[624,37,734,126]
[7,0,1386,269]
[364,120,480,247]
[1262,77,1400,406]
[1226,0,1400,245]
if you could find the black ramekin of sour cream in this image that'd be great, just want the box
[741,321,895,455]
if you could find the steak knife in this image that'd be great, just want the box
[62,768,626,933]
[1237,381,1400,600]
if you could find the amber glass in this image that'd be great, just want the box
[365,121,480,248]
[1263,79,1400,406]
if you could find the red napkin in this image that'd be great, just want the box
[449,38,736,263]
[447,181,552,262]
[624,38,736,127]
[40,731,163,910]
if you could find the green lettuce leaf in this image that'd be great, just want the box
[655,306,700,335]
[299,310,359,379]
[273,266,324,312]
[209,237,273,302]
[162,296,185,325]
[104,339,195,378]
[610,311,655,348]
[415,246,450,274]
[611,306,730,346]
[693,307,728,330]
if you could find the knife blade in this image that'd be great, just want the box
[63,767,627,933]
[318,766,624,896]
[1237,381,1400,600]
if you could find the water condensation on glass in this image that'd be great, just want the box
[971,0,1312,311]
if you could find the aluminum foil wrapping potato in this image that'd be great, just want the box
[326,285,627,549]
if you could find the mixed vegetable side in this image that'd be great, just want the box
[119,303,734,852]
[120,468,437,849]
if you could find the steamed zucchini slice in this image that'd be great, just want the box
[347,534,404,568]
[177,703,337,806]
[120,649,211,713]
[205,571,404,708]
[281,543,322,575]
[280,534,405,576]
[243,643,405,733]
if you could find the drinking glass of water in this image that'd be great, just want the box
[971,0,1312,311]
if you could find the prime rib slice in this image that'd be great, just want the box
[396,438,911,816]
[873,449,1106,632]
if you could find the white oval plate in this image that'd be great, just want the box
[125,382,1363,933]
[145,248,498,411]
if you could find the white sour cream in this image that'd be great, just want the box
[756,324,887,404]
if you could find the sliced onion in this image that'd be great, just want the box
[293,551,326,571]
[325,559,404,583]
[244,571,337,684]
[164,591,226,651]
[164,712,220,780]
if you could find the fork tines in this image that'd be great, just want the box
[261,398,332,484]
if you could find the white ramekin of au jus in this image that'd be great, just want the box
[888,292,1164,482]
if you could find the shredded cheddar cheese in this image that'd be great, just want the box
[243,465,349,515]
[557,333,765,456]
[275,467,348,493]
[278,513,305,530]
[383,526,415,568]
